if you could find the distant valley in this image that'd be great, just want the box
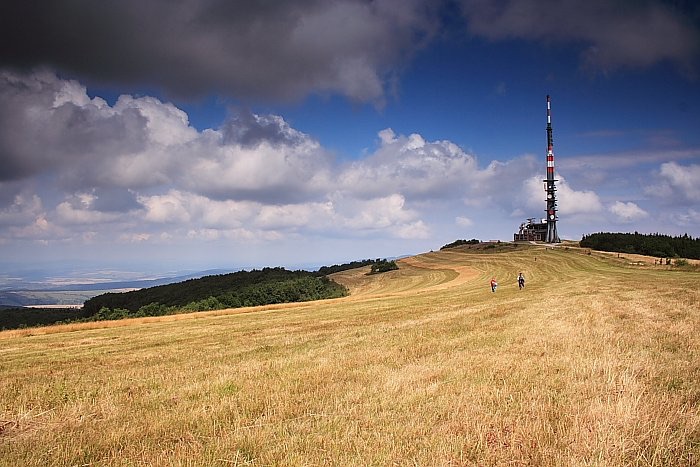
[0,269,236,307]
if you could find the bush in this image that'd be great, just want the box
[369,260,398,274]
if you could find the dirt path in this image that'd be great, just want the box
[398,255,480,291]
[330,254,480,300]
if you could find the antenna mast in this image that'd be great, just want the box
[545,95,560,243]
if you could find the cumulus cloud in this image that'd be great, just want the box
[55,194,123,225]
[0,0,440,103]
[522,175,604,220]
[11,69,692,255]
[608,201,649,223]
[138,191,260,230]
[0,193,44,228]
[456,216,473,227]
[339,129,481,200]
[671,209,700,226]
[556,180,605,215]
[3,71,483,245]
[645,161,700,204]
[255,202,333,231]
[459,0,700,74]
[332,194,420,230]
[0,70,334,202]
[185,121,334,204]
[0,70,149,183]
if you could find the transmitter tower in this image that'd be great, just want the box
[544,95,560,243]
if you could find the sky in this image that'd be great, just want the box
[1,0,699,275]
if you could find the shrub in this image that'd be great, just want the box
[369,260,398,274]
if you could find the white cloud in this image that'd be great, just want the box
[0,194,44,227]
[138,191,257,229]
[255,202,334,230]
[1,72,545,249]
[139,191,192,224]
[522,175,603,216]
[332,194,420,232]
[4,70,694,260]
[608,201,649,223]
[0,73,555,250]
[114,95,198,147]
[118,233,152,243]
[394,220,431,239]
[456,216,473,227]
[671,209,700,226]
[378,128,397,144]
[648,162,700,203]
[183,135,333,203]
[557,180,604,215]
[339,129,480,200]
[55,200,121,225]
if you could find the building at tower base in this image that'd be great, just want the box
[514,218,548,242]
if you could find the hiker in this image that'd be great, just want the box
[517,272,525,290]
[490,277,498,292]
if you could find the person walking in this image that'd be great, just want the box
[517,272,525,290]
[490,277,498,292]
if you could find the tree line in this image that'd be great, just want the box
[440,239,480,250]
[0,306,93,331]
[316,258,390,275]
[83,267,347,316]
[580,232,700,259]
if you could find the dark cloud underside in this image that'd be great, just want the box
[0,0,439,102]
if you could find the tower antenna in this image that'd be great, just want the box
[545,95,560,243]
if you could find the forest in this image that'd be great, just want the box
[82,267,348,318]
[580,232,700,259]
[0,306,92,331]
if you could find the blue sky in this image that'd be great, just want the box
[0,0,699,276]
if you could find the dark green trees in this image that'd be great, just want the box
[580,232,699,259]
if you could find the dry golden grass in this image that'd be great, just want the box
[1,245,699,466]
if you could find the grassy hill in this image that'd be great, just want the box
[1,244,698,465]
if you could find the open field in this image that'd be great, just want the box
[1,244,699,466]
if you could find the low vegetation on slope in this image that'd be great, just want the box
[1,244,699,465]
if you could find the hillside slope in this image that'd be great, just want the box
[1,245,699,466]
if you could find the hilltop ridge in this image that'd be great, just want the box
[1,244,699,465]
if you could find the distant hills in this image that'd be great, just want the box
[0,269,236,307]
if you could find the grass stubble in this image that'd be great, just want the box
[0,245,698,466]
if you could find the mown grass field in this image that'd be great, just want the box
[1,244,699,466]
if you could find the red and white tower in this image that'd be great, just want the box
[544,95,560,243]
